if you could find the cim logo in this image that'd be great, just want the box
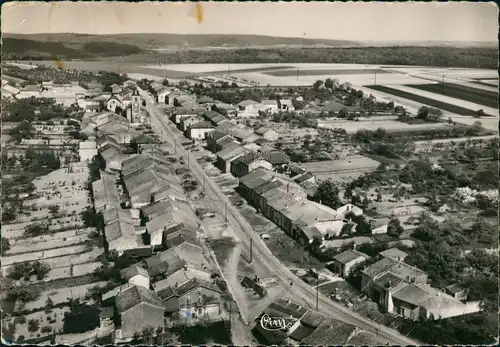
[259,314,298,331]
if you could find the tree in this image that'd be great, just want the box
[469,121,484,135]
[313,80,324,90]
[1,237,10,255]
[417,106,429,120]
[47,205,60,214]
[338,107,349,118]
[141,326,155,345]
[387,218,404,238]
[45,297,54,309]
[475,109,485,118]
[63,299,100,333]
[6,285,40,303]
[324,78,334,89]
[28,319,40,333]
[313,180,342,209]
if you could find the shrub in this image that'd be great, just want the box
[17,335,25,343]
[41,326,52,333]
[14,315,27,324]
[28,319,40,332]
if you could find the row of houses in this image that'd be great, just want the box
[238,168,363,245]
[89,128,226,342]
[331,246,481,321]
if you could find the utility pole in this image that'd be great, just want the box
[202,174,205,194]
[297,69,299,81]
[316,277,319,311]
[374,72,377,86]
[225,202,228,223]
[250,238,253,264]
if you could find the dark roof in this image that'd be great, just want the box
[232,152,262,166]
[445,283,467,294]
[175,278,221,297]
[263,150,289,165]
[100,306,114,320]
[189,121,214,129]
[254,179,283,196]
[115,285,165,314]
[373,272,405,289]
[294,172,314,184]
[289,323,316,341]
[203,110,227,124]
[157,286,178,300]
[210,131,228,141]
[120,264,149,281]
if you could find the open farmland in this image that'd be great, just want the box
[300,157,380,183]
[317,119,447,134]
[366,85,495,116]
[387,85,498,117]
[264,68,391,76]
[406,83,498,109]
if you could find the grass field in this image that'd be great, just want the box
[367,85,491,116]
[406,83,498,109]
[264,68,391,76]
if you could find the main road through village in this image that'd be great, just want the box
[138,88,419,345]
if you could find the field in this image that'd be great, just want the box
[366,85,494,116]
[264,68,391,76]
[317,118,447,134]
[300,157,380,183]
[406,83,498,109]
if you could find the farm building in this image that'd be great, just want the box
[216,143,249,173]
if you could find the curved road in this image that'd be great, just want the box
[140,88,418,345]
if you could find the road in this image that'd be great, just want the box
[139,88,419,345]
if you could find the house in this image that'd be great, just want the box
[197,96,214,104]
[159,278,222,319]
[142,199,198,247]
[279,99,295,112]
[104,218,142,255]
[179,115,204,132]
[157,87,171,104]
[92,171,121,213]
[236,100,260,116]
[444,283,469,301]
[255,127,280,141]
[79,141,98,162]
[212,103,237,117]
[216,143,248,173]
[262,150,290,171]
[331,246,371,277]
[227,124,257,143]
[120,264,150,289]
[112,285,166,340]
[293,171,316,185]
[187,121,215,140]
[336,204,364,219]
[379,248,408,262]
[172,109,201,124]
[230,152,273,178]
[260,99,280,113]
[202,110,228,126]
[106,96,123,113]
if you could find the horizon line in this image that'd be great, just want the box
[2,32,497,44]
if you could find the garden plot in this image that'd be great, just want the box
[1,245,89,267]
[5,233,90,255]
[34,167,89,190]
[388,85,498,117]
[446,116,499,132]
[8,306,70,340]
[40,247,104,269]
[406,82,498,109]
[317,118,447,134]
[300,157,380,183]
[2,216,83,239]
[323,237,373,249]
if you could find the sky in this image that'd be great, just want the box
[2,1,498,42]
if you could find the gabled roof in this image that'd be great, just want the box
[115,285,165,314]
[255,127,274,135]
[232,152,263,166]
[189,121,214,129]
[203,110,227,125]
[216,143,247,161]
[120,264,149,281]
[103,207,133,225]
[262,150,289,165]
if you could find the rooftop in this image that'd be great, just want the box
[379,247,408,261]
[216,142,248,161]
[115,285,165,314]
[120,264,149,281]
[262,150,290,165]
[189,121,215,129]
[333,249,371,265]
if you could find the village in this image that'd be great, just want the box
[1,61,498,345]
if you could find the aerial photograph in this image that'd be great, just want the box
[0,1,498,345]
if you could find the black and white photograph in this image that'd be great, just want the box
[1,1,498,345]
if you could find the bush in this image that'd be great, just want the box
[63,300,100,333]
[14,315,27,324]
[41,326,52,334]
[17,335,25,343]
[28,319,40,332]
